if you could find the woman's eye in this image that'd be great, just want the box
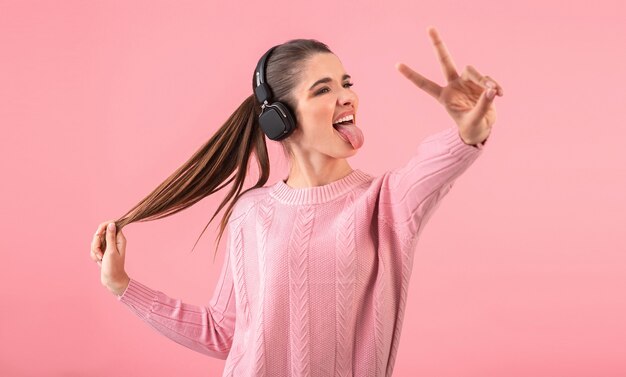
[316,82,355,95]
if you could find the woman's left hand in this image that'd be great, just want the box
[396,26,503,145]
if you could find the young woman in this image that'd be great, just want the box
[90,27,502,376]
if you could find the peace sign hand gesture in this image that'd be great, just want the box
[396,27,503,145]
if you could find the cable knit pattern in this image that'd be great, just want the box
[222,225,247,377]
[253,200,273,376]
[117,126,487,376]
[289,206,315,376]
[335,192,356,377]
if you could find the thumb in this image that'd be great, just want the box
[105,222,118,254]
[469,87,496,124]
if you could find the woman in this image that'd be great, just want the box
[90,27,502,376]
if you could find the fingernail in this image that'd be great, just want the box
[486,88,495,99]
[108,223,115,231]
[486,81,495,89]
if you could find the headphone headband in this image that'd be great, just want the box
[252,45,278,105]
[252,45,297,141]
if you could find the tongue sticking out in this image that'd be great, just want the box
[333,122,364,149]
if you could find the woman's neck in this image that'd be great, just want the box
[283,160,354,189]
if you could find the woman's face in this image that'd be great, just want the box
[288,53,361,158]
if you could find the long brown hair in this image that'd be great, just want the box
[110,38,333,262]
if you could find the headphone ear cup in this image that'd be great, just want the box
[273,101,297,138]
[259,101,297,141]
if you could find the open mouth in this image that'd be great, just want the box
[330,115,364,149]
[332,119,355,128]
[333,115,355,128]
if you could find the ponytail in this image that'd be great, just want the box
[109,38,333,261]
[112,93,270,261]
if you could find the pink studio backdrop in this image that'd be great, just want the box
[1,0,624,376]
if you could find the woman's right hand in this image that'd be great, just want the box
[90,220,130,296]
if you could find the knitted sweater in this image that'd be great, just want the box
[117,125,487,377]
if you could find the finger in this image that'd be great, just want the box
[91,233,105,260]
[468,86,496,125]
[95,219,116,236]
[461,65,491,89]
[117,229,126,257]
[395,62,442,100]
[427,26,459,82]
[105,222,119,255]
[462,66,504,95]
[93,220,115,248]
[97,260,102,267]
[91,233,102,253]
[90,250,100,263]
[484,75,504,96]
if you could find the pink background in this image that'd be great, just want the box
[1,0,625,376]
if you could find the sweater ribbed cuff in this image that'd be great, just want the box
[117,278,158,316]
[441,126,487,158]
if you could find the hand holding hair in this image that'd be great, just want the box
[395,26,503,145]
[90,220,130,296]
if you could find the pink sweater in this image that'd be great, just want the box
[117,126,487,376]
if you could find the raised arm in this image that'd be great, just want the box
[381,26,502,243]
[378,125,485,241]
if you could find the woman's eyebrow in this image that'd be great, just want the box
[309,74,352,91]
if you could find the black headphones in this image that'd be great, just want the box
[252,45,297,141]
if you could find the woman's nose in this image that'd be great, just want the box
[339,89,357,105]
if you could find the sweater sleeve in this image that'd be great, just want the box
[116,244,237,360]
[378,126,487,243]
